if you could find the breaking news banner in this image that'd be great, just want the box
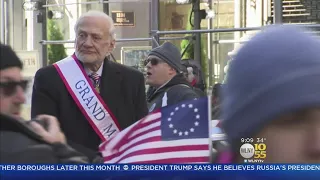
[0,164,319,180]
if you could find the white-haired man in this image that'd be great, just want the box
[31,11,148,161]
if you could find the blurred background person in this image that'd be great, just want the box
[222,26,320,163]
[183,65,206,97]
[212,83,222,120]
[181,58,206,94]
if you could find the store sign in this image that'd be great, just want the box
[111,11,135,26]
[15,51,40,110]
[16,51,40,77]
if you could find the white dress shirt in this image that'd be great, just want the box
[84,62,104,77]
[84,62,104,85]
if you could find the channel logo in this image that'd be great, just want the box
[240,143,266,163]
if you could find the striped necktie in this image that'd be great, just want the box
[90,72,100,93]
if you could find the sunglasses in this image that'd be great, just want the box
[0,80,29,96]
[144,58,164,66]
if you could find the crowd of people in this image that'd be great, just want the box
[1,10,319,164]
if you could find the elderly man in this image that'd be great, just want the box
[0,43,88,163]
[31,11,148,160]
[222,26,320,163]
[145,42,199,112]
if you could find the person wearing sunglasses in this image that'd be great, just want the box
[0,45,27,119]
[0,43,89,163]
[145,42,200,112]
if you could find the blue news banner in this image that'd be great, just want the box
[0,164,320,180]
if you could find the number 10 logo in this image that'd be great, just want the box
[254,143,267,159]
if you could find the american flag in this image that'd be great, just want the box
[99,97,211,164]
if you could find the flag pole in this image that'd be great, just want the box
[207,86,213,163]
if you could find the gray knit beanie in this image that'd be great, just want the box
[222,25,320,151]
[148,42,183,73]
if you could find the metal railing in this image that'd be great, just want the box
[39,38,250,45]
[151,24,320,36]
[42,0,151,8]
[40,24,320,45]
[39,36,194,45]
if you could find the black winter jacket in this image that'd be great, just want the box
[0,114,89,163]
[147,74,200,112]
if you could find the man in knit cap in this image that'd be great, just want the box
[0,43,88,163]
[145,42,200,112]
[222,26,320,163]
[0,44,27,119]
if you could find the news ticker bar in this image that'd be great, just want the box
[1,164,320,172]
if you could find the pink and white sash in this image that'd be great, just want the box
[53,54,121,141]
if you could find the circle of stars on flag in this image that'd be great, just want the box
[167,103,201,136]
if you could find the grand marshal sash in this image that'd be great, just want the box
[53,54,121,141]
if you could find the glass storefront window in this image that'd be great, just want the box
[46,0,105,57]
[159,0,237,84]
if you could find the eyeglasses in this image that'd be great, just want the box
[144,58,164,66]
[0,80,29,96]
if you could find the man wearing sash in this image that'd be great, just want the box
[31,11,148,161]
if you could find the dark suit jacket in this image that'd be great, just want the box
[31,58,148,160]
